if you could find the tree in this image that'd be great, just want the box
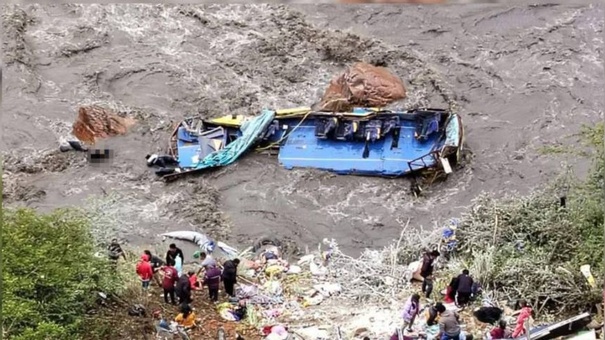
[1,208,119,339]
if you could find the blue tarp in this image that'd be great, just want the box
[179,109,276,170]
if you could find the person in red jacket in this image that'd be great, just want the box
[188,270,202,291]
[512,299,533,338]
[136,254,154,290]
[162,263,178,304]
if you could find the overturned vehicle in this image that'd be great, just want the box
[153,107,464,181]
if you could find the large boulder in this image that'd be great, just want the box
[72,105,136,144]
[316,62,406,112]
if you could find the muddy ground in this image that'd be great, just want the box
[2,4,603,256]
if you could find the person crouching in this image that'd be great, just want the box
[176,271,192,304]
[188,270,202,291]
[204,265,222,303]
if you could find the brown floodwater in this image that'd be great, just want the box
[2,3,603,256]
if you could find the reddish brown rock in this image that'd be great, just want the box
[72,105,136,144]
[317,62,407,112]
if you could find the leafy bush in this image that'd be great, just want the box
[453,123,604,314]
[1,208,121,340]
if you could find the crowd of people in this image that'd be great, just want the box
[108,240,242,335]
[395,249,534,340]
[109,238,535,340]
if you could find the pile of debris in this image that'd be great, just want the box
[187,225,602,340]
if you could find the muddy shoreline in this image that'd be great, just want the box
[2,4,603,256]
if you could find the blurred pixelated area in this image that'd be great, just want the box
[88,148,115,165]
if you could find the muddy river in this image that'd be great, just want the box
[2,3,603,255]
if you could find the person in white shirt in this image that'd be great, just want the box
[174,254,183,277]
[193,251,216,276]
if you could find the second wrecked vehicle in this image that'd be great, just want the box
[154,107,464,181]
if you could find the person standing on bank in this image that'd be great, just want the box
[222,258,240,297]
[402,293,421,331]
[455,269,474,307]
[420,250,440,299]
[512,299,533,338]
[144,249,165,286]
[136,254,154,291]
[204,265,222,303]
[161,262,178,305]
[166,243,185,266]
[194,251,217,276]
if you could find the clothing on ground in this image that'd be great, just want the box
[473,307,503,324]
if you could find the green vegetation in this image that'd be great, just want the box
[454,122,604,315]
[538,144,579,156]
[1,208,122,340]
[537,122,603,158]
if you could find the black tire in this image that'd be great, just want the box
[251,236,282,253]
